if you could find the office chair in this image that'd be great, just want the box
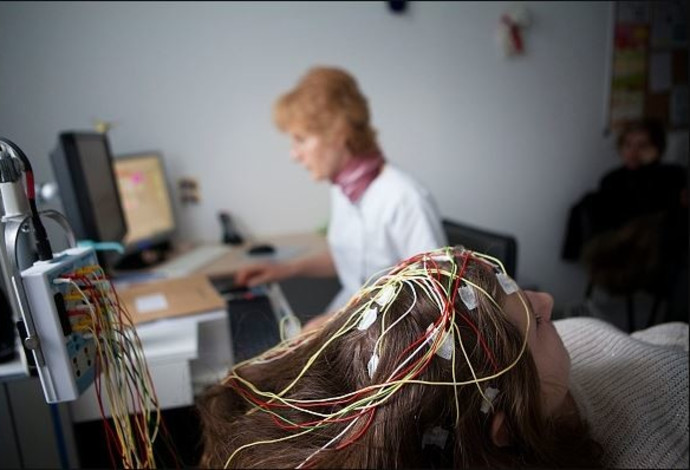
[442,219,518,279]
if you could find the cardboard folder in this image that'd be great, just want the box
[117,274,226,324]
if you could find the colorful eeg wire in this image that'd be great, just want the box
[54,264,176,469]
[220,246,531,468]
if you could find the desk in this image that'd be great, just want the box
[0,284,232,467]
[0,355,26,382]
[196,231,329,279]
[1,232,328,467]
[69,308,231,423]
[2,231,326,396]
[195,231,339,321]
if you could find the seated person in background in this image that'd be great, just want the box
[198,246,688,468]
[563,118,687,317]
[599,117,685,223]
[234,66,447,329]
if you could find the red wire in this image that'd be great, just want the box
[387,252,459,381]
[456,312,499,372]
[228,375,373,433]
[25,170,35,199]
[335,407,376,450]
[273,406,371,431]
[94,355,120,468]
[293,408,375,468]
[453,252,500,372]
[78,273,120,469]
[227,250,504,463]
[67,269,157,467]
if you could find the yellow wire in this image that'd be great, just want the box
[59,268,162,468]
[220,247,531,466]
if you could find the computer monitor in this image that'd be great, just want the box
[50,131,127,246]
[112,152,176,261]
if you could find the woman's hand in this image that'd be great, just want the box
[234,262,294,287]
[234,250,336,288]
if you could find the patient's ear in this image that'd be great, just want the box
[490,411,511,447]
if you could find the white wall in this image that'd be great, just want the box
[1,1,685,307]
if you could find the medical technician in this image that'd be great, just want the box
[235,66,447,325]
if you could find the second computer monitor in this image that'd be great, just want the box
[112,152,176,255]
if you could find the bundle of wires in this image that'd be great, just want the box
[55,264,177,469]
[218,246,531,468]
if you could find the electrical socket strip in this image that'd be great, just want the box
[20,247,104,403]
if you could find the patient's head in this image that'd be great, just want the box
[197,247,601,468]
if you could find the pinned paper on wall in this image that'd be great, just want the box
[649,52,672,93]
[670,86,689,127]
[605,1,688,132]
[609,23,649,130]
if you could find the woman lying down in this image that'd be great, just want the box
[197,246,688,468]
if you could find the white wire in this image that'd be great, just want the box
[295,415,362,469]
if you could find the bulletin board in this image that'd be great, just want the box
[607,0,688,132]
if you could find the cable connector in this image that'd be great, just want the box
[0,138,54,261]
[0,146,23,182]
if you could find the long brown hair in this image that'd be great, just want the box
[197,247,601,468]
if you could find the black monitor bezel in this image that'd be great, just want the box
[50,131,128,244]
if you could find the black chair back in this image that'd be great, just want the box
[442,219,518,278]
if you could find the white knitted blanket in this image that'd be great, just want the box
[555,317,689,469]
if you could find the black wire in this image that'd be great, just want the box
[0,137,54,261]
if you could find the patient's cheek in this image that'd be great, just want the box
[540,377,570,415]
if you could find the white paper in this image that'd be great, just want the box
[671,86,689,127]
[134,293,169,313]
[649,52,672,93]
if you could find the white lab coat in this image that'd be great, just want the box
[326,164,447,311]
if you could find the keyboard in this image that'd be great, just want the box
[227,295,281,363]
[152,244,232,277]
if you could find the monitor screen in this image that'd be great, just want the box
[112,152,176,253]
[50,132,127,244]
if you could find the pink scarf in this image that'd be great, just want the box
[332,153,385,203]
